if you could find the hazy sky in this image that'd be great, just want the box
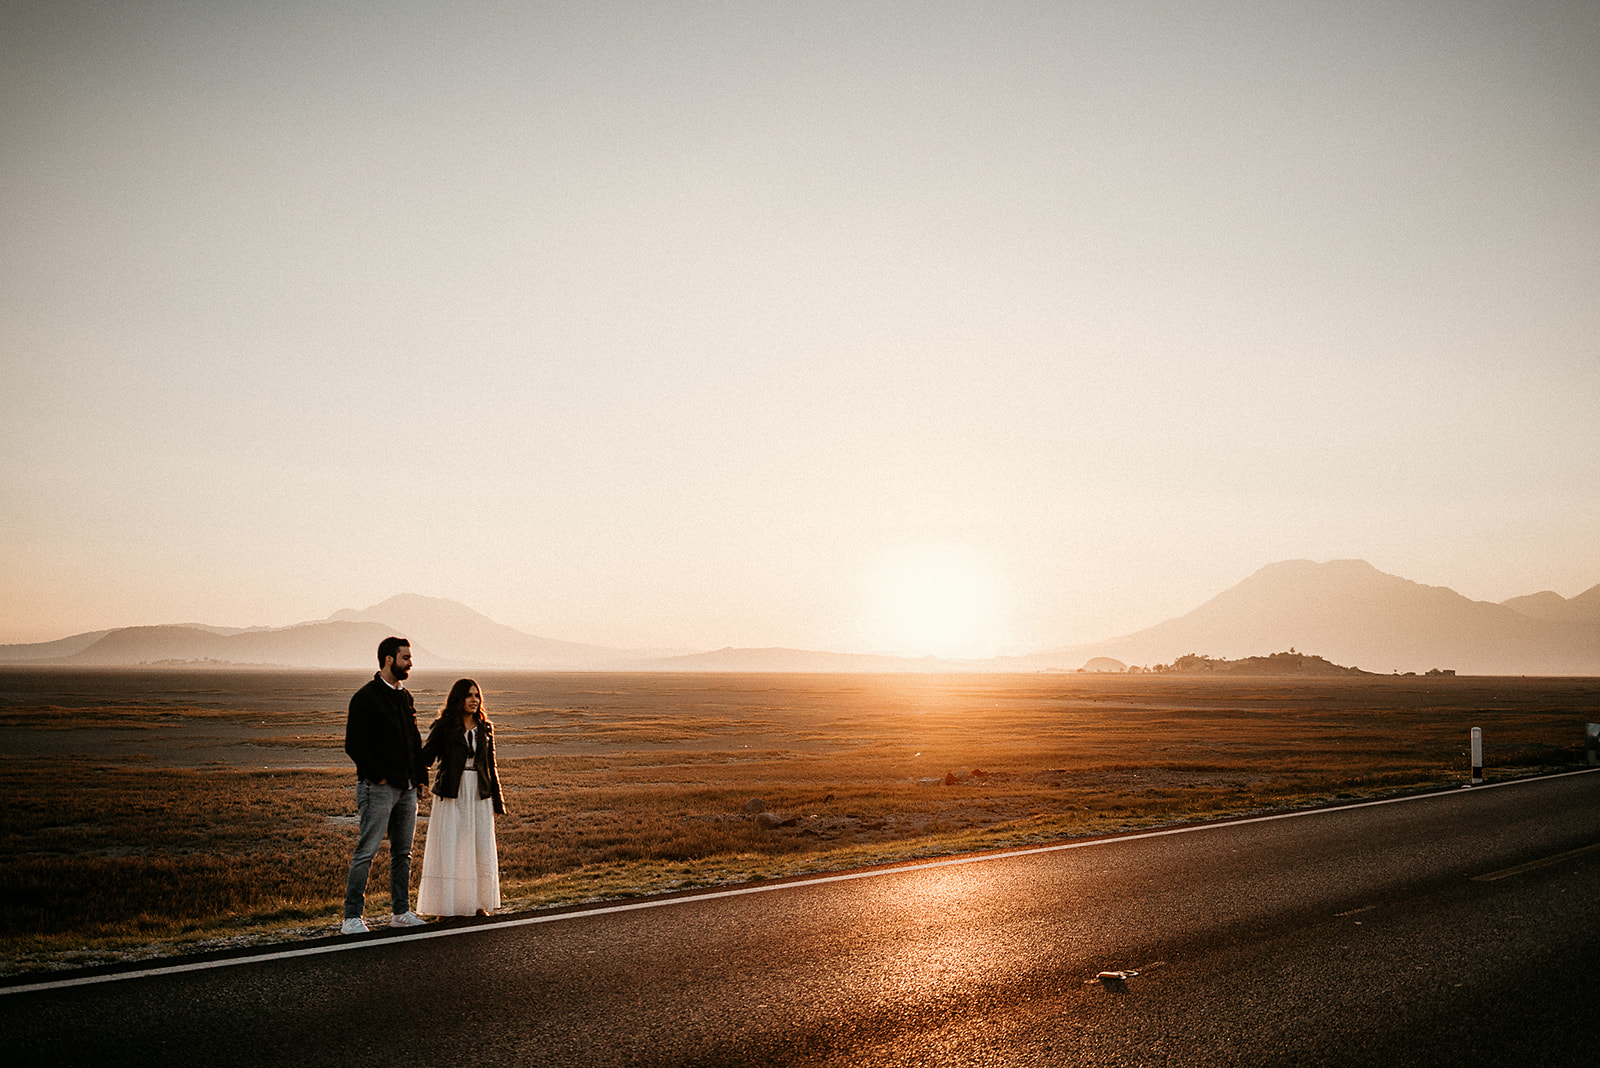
[3,0,1597,656]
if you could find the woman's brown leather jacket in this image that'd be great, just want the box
[422,718,505,814]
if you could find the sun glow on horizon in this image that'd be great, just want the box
[859,543,1014,660]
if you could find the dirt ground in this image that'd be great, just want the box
[4,666,1594,765]
[3,667,1595,849]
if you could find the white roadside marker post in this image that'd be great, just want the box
[1470,727,1483,785]
[1587,723,1599,766]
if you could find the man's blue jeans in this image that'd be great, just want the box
[343,779,418,919]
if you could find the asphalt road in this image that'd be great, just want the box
[6,770,1600,1066]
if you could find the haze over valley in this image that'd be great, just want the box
[4,560,1596,676]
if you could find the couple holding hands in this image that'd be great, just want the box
[340,636,503,933]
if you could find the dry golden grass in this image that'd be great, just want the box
[1,670,1595,974]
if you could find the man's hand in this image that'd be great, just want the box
[419,783,431,800]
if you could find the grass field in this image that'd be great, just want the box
[2,669,1596,976]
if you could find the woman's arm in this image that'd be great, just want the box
[482,727,506,815]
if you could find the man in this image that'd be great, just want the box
[341,635,430,933]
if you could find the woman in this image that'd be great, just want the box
[417,678,504,917]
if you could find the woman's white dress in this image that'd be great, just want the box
[418,768,500,915]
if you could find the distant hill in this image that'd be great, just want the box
[1147,651,1372,676]
[0,596,650,670]
[0,629,111,663]
[54,621,437,669]
[326,594,649,668]
[1034,560,1600,676]
[1502,584,1600,624]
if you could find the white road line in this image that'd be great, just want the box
[6,766,1597,997]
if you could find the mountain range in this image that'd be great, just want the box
[1025,559,1600,676]
[1,561,1596,675]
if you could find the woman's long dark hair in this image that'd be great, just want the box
[437,677,491,733]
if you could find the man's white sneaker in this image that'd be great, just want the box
[388,911,427,928]
[340,917,370,935]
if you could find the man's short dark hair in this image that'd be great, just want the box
[377,636,410,666]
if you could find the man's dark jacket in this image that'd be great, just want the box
[344,675,428,789]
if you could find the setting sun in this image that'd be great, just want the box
[860,543,1013,659]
